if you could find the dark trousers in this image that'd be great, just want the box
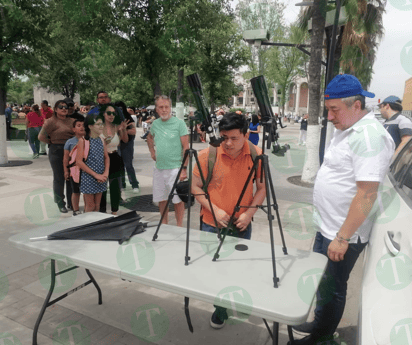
[312,232,367,336]
[48,144,72,208]
[6,120,11,140]
[100,152,124,213]
[120,140,139,189]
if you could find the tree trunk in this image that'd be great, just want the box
[301,0,327,183]
[177,68,184,102]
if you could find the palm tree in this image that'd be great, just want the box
[297,0,386,183]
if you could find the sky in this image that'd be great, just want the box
[231,0,412,105]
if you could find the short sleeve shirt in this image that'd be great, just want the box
[64,137,79,152]
[41,107,54,120]
[150,117,188,169]
[383,112,412,148]
[193,141,262,227]
[42,116,75,145]
[313,112,395,243]
[26,112,44,127]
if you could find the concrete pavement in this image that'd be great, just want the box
[0,124,361,344]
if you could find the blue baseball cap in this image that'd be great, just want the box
[379,95,402,105]
[324,74,375,100]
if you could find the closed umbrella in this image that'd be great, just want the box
[30,211,157,244]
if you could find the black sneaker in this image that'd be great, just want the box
[59,206,68,213]
[293,322,315,335]
[210,310,225,329]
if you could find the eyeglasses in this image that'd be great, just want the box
[98,96,109,99]
[105,111,116,116]
[94,123,104,127]
[57,105,69,110]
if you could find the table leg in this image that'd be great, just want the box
[33,259,56,345]
[85,269,102,305]
[272,321,279,345]
[287,325,295,344]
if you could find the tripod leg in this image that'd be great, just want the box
[212,156,262,261]
[152,150,190,241]
[263,155,279,288]
[266,158,288,255]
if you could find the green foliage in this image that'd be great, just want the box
[230,108,246,113]
[6,77,35,105]
[266,26,307,115]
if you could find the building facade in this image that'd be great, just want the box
[402,77,412,112]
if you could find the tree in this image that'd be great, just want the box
[194,20,250,111]
[6,76,34,105]
[266,26,307,117]
[236,0,286,78]
[0,0,47,113]
[300,0,327,183]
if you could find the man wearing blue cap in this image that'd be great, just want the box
[379,95,412,156]
[290,74,395,345]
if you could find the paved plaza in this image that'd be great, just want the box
[0,124,362,344]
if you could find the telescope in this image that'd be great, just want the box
[186,73,223,147]
[251,75,286,151]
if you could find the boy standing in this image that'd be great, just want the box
[63,119,86,216]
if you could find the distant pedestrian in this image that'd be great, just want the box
[147,95,189,226]
[115,101,140,193]
[99,104,129,215]
[38,100,74,213]
[76,114,109,213]
[379,96,412,157]
[248,114,261,145]
[26,104,44,158]
[298,114,308,145]
[63,119,86,215]
[5,103,12,141]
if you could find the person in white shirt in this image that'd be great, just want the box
[290,75,395,345]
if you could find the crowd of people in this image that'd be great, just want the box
[4,74,412,344]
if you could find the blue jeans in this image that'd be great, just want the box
[28,127,41,154]
[312,232,367,336]
[120,139,139,189]
[201,222,252,240]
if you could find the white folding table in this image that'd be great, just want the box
[9,213,327,345]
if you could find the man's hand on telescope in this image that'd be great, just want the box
[234,213,252,232]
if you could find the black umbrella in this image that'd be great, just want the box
[30,211,157,244]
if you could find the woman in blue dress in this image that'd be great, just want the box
[248,114,261,146]
[76,114,110,212]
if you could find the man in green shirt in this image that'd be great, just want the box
[147,95,189,226]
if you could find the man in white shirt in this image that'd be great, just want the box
[290,75,395,345]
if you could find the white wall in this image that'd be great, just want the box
[33,87,80,107]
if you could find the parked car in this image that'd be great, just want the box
[358,138,412,344]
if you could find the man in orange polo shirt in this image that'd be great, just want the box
[192,113,266,328]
